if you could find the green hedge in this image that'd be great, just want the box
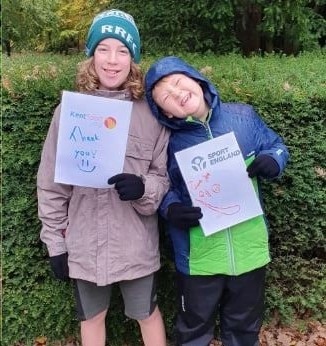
[2,51,326,345]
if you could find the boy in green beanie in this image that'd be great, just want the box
[38,9,169,346]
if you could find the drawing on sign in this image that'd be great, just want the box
[69,125,99,173]
[188,171,240,216]
[175,132,263,235]
[55,91,132,188]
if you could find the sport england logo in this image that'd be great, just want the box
[191,156,207,171]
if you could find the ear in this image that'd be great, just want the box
[163,110,174,118]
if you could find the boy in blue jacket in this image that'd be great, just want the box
[145,56,289,346]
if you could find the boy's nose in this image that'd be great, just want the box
[170,86,182,98]
[106,52,117,63]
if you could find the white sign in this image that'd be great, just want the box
[175,132,263,236]
[55,91,132,188]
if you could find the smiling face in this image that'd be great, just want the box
[93,38,131,90]
[152,73,209,122]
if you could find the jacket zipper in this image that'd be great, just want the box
[226,227,236,274]
[195,114,236,275]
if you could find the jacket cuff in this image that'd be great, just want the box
[47,241,67,257]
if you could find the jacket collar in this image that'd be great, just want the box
[86,88,132,101]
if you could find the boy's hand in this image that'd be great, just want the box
[167,203,203,229]
[247,154,280,179]
[108,173,145,201]
[49,253,69,281]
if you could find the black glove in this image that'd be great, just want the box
[49,253,69,281]
[247,154,280,179]
[108,173,145,201]
[166,203,203,229]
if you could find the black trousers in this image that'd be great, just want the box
[175,266,266,346]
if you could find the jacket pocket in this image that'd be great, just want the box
[124,136,153,173]
[69,187,97,217]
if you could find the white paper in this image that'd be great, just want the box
[55,91,132,188]
[175,132,263,236]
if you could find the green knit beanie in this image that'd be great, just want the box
[85,9,141,63]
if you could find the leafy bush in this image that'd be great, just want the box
[2,51,325,345]
[109,0,325,55]
[109,0,238,55]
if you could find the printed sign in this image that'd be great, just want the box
[54,91,132,188]
[175,132,263,236]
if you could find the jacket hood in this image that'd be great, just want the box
[145,56,220,130]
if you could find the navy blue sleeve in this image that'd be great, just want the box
[159,148,184,218]
[250,107,289,176]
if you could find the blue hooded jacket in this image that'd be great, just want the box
[145,56,289,276]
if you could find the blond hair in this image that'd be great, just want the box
[75,58,144,100]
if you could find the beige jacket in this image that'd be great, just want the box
[37,89,170,285]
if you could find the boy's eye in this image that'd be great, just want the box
[163,94,170,102]
[119,49,129,55]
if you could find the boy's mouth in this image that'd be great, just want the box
[181,93,190,106]
[104,68,119,76]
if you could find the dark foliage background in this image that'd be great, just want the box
[2,0,326,57]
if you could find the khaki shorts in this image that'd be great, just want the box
[74,273,157,321]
